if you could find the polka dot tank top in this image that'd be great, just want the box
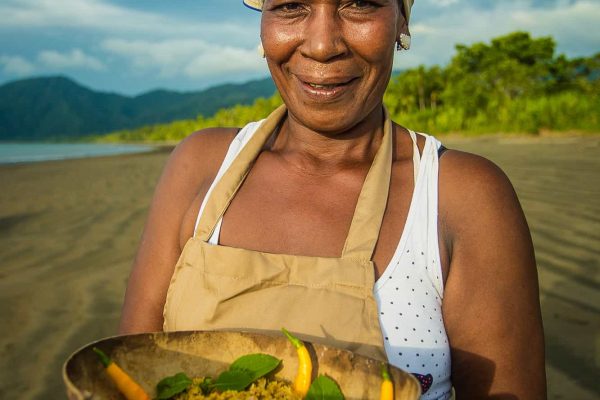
[196,122,452,400]
[374,131,452,399]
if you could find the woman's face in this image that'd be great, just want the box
[261,0,406,134]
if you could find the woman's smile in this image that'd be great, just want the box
[293,72,360,102]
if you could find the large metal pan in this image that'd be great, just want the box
[63,330,421,400]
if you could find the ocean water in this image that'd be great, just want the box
[0,143,155,164]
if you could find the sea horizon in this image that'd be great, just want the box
[0,142,156,165]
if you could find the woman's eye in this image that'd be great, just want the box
[349,0,378,8]
[275,2,304,12]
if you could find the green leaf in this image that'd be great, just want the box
[305,375,345,400]
[230,353,281,380]
[211,369,255,392]
[155,372,193,399]
[209,353,282,393]
[199,377,213,395]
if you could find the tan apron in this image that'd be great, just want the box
[163,105,392,361]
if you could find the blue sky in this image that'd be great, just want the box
[1,0,598,95]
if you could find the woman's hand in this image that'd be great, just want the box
[439,151,546,399]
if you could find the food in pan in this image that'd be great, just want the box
[93,329,392,399]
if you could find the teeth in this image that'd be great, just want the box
[308,83,337,89]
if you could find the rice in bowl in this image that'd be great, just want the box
[174,377,302,400]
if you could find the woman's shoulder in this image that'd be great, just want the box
[392,125,513,200]
[437,147,525,251]
[176,127,240,160]
[150,127,242,210]
[169,127,240,180]
[438,148,516,207]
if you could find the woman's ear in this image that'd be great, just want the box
[396,7,411,50]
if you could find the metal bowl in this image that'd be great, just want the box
[63,330,421,400]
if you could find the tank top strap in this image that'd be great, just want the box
[408,130,420,184]
[194,105,288,241]
[192,131,245,241]
[424,134,444,298]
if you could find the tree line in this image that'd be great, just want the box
[385,31,599,134]
[96,31,599,143]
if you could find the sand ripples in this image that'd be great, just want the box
[0,152,166,399]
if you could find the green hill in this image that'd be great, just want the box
[0,76,275,141]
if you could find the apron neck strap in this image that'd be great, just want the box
[195,105,393,263]
[340,107,393,261]
[195,105,288,241]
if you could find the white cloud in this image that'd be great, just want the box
[510,1,600,55]
[395,0,600,69]
[427,0,461,7]
[38,49,105,71]
[0,0,168,33]
[0,55,36,76]
[0,0,256,44]
[184,47,267,78]
[101,38,267,79]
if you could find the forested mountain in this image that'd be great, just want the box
[0,76,275,140]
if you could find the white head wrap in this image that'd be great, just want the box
[243,0,414,23]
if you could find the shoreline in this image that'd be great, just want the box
[0,142,173,166]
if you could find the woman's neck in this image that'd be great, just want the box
[269,105,386,175]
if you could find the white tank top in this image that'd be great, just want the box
[373,131,452,400]
[194,120,452,400]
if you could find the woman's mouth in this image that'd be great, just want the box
[306,82,345,89]
[295,75,359,101]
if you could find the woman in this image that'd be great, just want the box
[119,1,546,398]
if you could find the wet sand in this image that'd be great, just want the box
[0,137,598,399]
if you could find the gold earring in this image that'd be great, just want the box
[257,42,265,58]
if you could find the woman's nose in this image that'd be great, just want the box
[301,9,347,62]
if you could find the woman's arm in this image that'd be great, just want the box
[439,151,546,399]
[118,128,237,334]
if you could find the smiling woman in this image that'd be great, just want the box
[260,0,403,133]
[118,1,547,399]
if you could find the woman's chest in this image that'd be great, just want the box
[183,154,416,279]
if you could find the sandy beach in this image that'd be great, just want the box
[0,137,598,399]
